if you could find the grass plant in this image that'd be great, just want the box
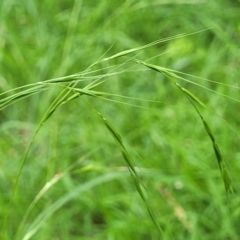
[0,0,240,239]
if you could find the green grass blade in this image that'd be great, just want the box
[21,172,129,240]
[15,149,99,240]
[137,60,233,195]
[96,110,163,235]
[184,94,233,195]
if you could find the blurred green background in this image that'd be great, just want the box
[0,0,240,239]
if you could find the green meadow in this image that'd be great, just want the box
[0,0,240,239]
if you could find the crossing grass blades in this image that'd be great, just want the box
[0,30,234,239]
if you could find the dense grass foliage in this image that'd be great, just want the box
[0,0,240,239]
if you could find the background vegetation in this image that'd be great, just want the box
[0,0,240,239]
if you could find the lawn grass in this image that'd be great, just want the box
[0,0,240,239]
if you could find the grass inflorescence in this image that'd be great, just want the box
[0,1,240,239]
